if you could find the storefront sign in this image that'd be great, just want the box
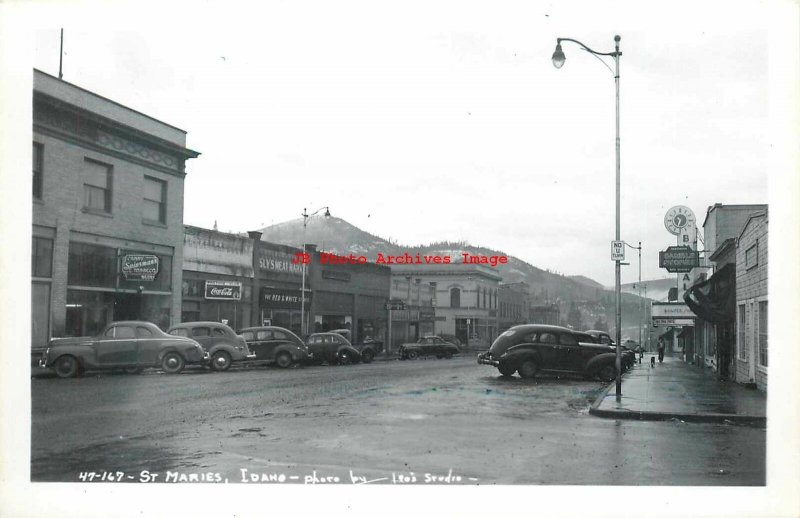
[659,246,699,273]
[651,302,695,319]
[204,280,242,300]
[258,248,303,276]
[121,254,159,282]
[260,287,310,310]
[652,318,695,327]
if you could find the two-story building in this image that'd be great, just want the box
[389,263,501,350]
[687,203,767,370]
[498,282,530,333]
[32,70,199,353]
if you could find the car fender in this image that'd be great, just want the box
[157,346,187,364]
[207,342,240,359]
[499,348,541,368]
[337,345,361,359]
[273,343,305,361]
[585,352,617,374]
[49,345,96,368]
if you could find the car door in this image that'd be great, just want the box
[556,332,584,372]
[190,326,212,352]
[535,331,560,368]
[432,337,446,355]
[306,335,324,360]
[96,324,138,366]
[254,329,274,360]
[136,325,162,365]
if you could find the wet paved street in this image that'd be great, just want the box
[31,356,765,485]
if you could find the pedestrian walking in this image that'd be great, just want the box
[657,337,665,363]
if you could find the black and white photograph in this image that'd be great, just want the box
[1,0,798,517]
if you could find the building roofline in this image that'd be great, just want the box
[34,68,189,135]
[737,209,768,242]
[708,238,736,262]
[702,203,769,228]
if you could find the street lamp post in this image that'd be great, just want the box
[553,35,623,398]
[627,240,643,357]
[300,206,330,336]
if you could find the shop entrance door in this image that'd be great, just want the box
[115,293,143,321]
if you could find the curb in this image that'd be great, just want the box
[589,382,767,426]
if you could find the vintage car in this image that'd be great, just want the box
[398,336,460,360]
[477,324,619,381]
[583,329,636,370]
[167,321,255,371]
[305,332,362,365]
[39,321,208,378]
[238,326,310,368]
[329,328,383,363]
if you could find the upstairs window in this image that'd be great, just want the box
[33,142,43,199]
[83,158,112,213]
[450,288,461,308]
[143,176,167,223]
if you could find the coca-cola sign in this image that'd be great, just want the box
[204,280,242,300]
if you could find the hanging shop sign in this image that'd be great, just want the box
[204,280,242,300]
[121,254,159,282]
[659,246,699,273]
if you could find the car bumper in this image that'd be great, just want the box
[477,352,498,367]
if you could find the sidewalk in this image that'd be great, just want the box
[590,354,766,426]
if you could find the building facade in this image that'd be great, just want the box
[498,282,530,332]
[306,247,391,345]
[181,226,306,334]
[389,264,501,350]
[389,274,436,345]
[690,203,767,368]
[734,210,768,391]
[529,304,560,326]
[32,70,199,352]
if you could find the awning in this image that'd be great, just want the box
[683,263,736,323]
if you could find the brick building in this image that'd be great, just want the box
[389,274,436,345]
[32,70,199,353]
[734,210,768,391]
[180,226,305,333]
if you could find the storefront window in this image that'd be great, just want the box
[32,237,53,278]
[68,242,117,287]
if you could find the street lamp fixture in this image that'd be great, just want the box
[300,206,331,336]
[552,35,623,399]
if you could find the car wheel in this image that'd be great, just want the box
[123,367,143,375]
[361,349,375,363]
[517,360,538,379]
[211,351,232,372]
[498,363,516,377]
[161,352,185,374]
[54,355,79,378]
[407,350,419,360]
[275,352,293,369]
[338,351,353,366]
[597,364,617,382]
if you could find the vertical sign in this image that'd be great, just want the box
[611,241,625,261]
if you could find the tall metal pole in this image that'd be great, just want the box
[614,35,622,399]
[638,241,642,351]
[59,29,64,80]
[300,208,308,336]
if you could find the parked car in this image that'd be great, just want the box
[398,336,460,360]
[437,334,463,350]
[583,329,635,370]
[167,321,254,371]
[306,332,361,365]
[239,326,309,368]
[329,328,384,363]
[477,324,619,381]
[39,321,208,378]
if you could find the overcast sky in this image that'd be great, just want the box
[24,0,772,286]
